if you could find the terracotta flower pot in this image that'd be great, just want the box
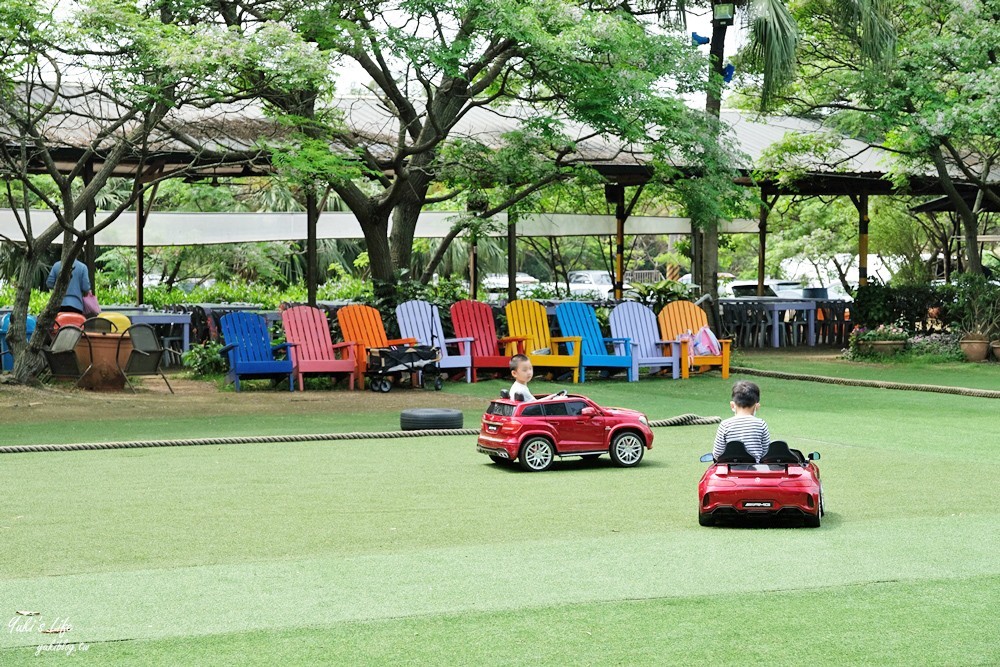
[991,341,1000,362]
[959,337,990,362]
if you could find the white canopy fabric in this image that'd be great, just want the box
[0,209,758,246]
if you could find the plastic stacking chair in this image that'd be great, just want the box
[117,323,177,393]
[42,325,92,386]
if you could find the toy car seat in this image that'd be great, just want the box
[500,390,510,399]
[716,440,755,464]
[759,440,801,464]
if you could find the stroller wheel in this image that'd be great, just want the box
[369,378,380,392]
[434,376,443,391]
[379,378,392,393]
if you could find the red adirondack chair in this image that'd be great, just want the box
[281,305,357,391]
[336,304,416,386]
[450,299,527,382]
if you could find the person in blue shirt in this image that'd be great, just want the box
[46,259,91,314]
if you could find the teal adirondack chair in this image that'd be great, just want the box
[608,302,682,380]
[219,312,295,391]
[395,299,473,383]
[555,302,636,382]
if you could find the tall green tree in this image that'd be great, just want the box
[195,0,717,296]
[766,0,997,275]
[0,0,276,382]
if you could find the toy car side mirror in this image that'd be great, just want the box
[700,453,715,463]
[807,451,821,461]
[580,407,597,417]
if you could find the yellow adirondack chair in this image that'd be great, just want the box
[504,299,581,383]
[657,300,731,379]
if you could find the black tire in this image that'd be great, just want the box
[379,378,392,393]
[804,510,821,528]
[609,431,645,467]
[369,378,380,392]
[488,455,510,465]
[434,376,443,390]
[399,408,464,431]
[580,454,601,461]
[519,437,555,472]
[698,511,714,527]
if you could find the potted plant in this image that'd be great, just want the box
[952,275,1000,362]
[853,319,909,356]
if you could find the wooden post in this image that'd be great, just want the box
[306,190,319,306]
[83,160,96,289]
[757,194,778,296]
[851,194,870,286]
[605,184,626,300]
[507,212,517,303]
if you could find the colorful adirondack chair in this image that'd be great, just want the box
[395,300,472,383]
[219,312,294,392]
[450,299,527,381]
[281,305,357,391]
[608,302,682,380]
[505,299,582,383]
[555,302,635,382]
[657,300,731,379]
[336,304,416,385]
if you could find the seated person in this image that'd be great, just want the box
[508,354,536,402]
[712,380,771,462]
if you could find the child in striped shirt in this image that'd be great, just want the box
[713,381,771,462]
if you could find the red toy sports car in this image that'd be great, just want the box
[698,440,824,527]
[477,390,654,472]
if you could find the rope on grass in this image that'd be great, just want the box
[731,366,1000,400]
[0,413,720,455]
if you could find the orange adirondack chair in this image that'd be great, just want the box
[505,299,582,383]
[281,305,357,391]
[336,304,416,385]
[450,299,527,381]
[657,300,731,379]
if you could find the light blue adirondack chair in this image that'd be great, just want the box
[219,312,295,391]
[395,299,473,383]
[555,302,635,382]
[608,302,683,380]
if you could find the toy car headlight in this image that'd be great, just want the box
[639,415,648,426]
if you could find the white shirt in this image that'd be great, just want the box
[509,381,535,402]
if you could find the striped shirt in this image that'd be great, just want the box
[713,415,771,462]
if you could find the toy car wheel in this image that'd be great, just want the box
[609,431,645,467]
[519,437,555,472]
[698,511,714,527]
[488,455,511,465]
[378,378,392,393]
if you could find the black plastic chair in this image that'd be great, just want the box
[759,440,802,464]
[83,317,115,333]
[42,325,92,387]
[117,324,178,393]
[716,440,756,464]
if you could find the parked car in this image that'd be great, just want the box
[566,270,631,299]
[477,390,653,472]
[698,441,824,527]
[724,279,805,299]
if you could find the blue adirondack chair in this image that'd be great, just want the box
[555,302,636,382]
[219,312,294,392]
[608,302,683,380]
[395,299,473,383]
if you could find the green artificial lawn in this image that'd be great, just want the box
[1,358,998,664]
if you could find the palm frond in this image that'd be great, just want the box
[747,0,799,110]
[831,0,896,67]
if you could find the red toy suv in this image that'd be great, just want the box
[477,390,654,471]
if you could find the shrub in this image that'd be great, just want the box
[182,341,227,376]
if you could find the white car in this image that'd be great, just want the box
[565,270,631,299]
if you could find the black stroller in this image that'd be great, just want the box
[367,345,442,392]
